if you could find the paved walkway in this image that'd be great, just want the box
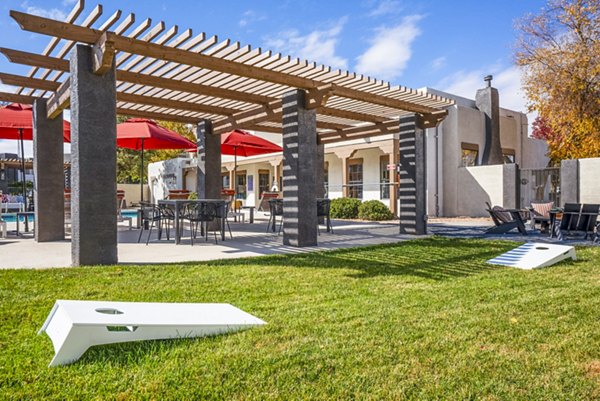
[0,217,414,269]
[1,216,596,269]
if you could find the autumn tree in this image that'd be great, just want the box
[116,117,196,184]
[515,0,600,163]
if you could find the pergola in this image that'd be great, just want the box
[0,1,453,266]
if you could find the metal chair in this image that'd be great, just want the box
[215,200,233,239]
[138,202,162,245]
[267,198,283,234]
[317,198,333,234]
[182,202,219,245]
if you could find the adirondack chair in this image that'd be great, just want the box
[485,202,528,235]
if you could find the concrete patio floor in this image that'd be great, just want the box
[1,215,596,269]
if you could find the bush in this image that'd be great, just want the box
[358,200,394,221]
[330,198,361,219]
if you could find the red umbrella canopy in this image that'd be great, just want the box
[220,129,282,157]
[116,118,196,150]
[0,103,71,141]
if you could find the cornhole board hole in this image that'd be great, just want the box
[486,242,576,270]
[39,300,266,367]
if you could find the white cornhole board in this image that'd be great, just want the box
[39,300,266,367]
[487,242,576,270]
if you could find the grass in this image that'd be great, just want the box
[0,237,599,400]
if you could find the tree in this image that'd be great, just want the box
[515,0,600,163]
[116,117,196,184]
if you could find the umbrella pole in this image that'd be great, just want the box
[140,139,144,204]
[234,146,237,213]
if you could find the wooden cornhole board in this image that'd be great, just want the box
[39,300,266,367]
[486,242,576,270]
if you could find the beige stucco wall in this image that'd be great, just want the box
[579,157,600,203]
[117,183,149,207]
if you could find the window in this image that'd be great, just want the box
[258,170,270,195]
[235,172,247,200]
[461,142,479,167]
[222,172,230,189]
[502,148,515,164]
[347,158,363,199]
[379,156,391,199]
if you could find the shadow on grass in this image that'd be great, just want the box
[161,237,518,281]
[75,332,237,367]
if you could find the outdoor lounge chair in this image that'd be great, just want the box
[528,201,553,232]
[484,202,528,235]
[577,204,600,240]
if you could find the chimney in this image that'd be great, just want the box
[476,75,503,165]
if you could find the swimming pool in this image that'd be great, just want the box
[1,210,139,223]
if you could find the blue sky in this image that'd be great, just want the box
[0,0,547,155]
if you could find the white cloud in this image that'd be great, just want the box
[264,18,348,70]
[21,2,67,21]
[431,56,446,71]
[62,0,78,6]
[437,65,528,113]
[355,15,422,81]
[239,10,267,28]
[369,0,402,17]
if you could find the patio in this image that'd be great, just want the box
[3,212,596,269]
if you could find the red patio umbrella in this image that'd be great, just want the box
[219,129,282,202]
[0,103,71,213]
[116,118,197,203]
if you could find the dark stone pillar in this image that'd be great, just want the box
[282,89,318,246]
[33,99,65,242]
[316,143,325,224]
[196,120,221,199]
[398,115,427,235]
[70,44,117,266]
[476,77,503,165]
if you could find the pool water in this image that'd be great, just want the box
[1,214,34,223]
[1,210,139,223]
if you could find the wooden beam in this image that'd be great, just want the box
[305,84,333,109]
[116,70,271,105]
[0,48,69,71]
[10,11,441,114]
[46,79,70,119]
[0,72,60,91]
[0,91,35,104]
[92,31,115,75]
[116,107,199,124]
[213,100,281,134]
[117,92,238,116]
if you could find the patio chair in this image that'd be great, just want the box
[267,198,283,234]
[182,202,219,245]
[158,203,176,240]
[484,202,528,235]
[215,200,233,239]
[557,203,582,233]
[138,202,162,245]
[317,198,333,234]
[576,204,599,240]
[528,201,553,232]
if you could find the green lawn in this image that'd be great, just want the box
[1,237,599,400]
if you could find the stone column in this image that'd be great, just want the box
[398,114,427,235]
[70,44,117,266]
[281,89,317,246]
[33,99,65,242]
[196,120,222,199]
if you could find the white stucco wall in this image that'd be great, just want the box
[453,164,517,217]
[579,157,600,203]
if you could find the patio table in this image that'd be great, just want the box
[158,199,226,244]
